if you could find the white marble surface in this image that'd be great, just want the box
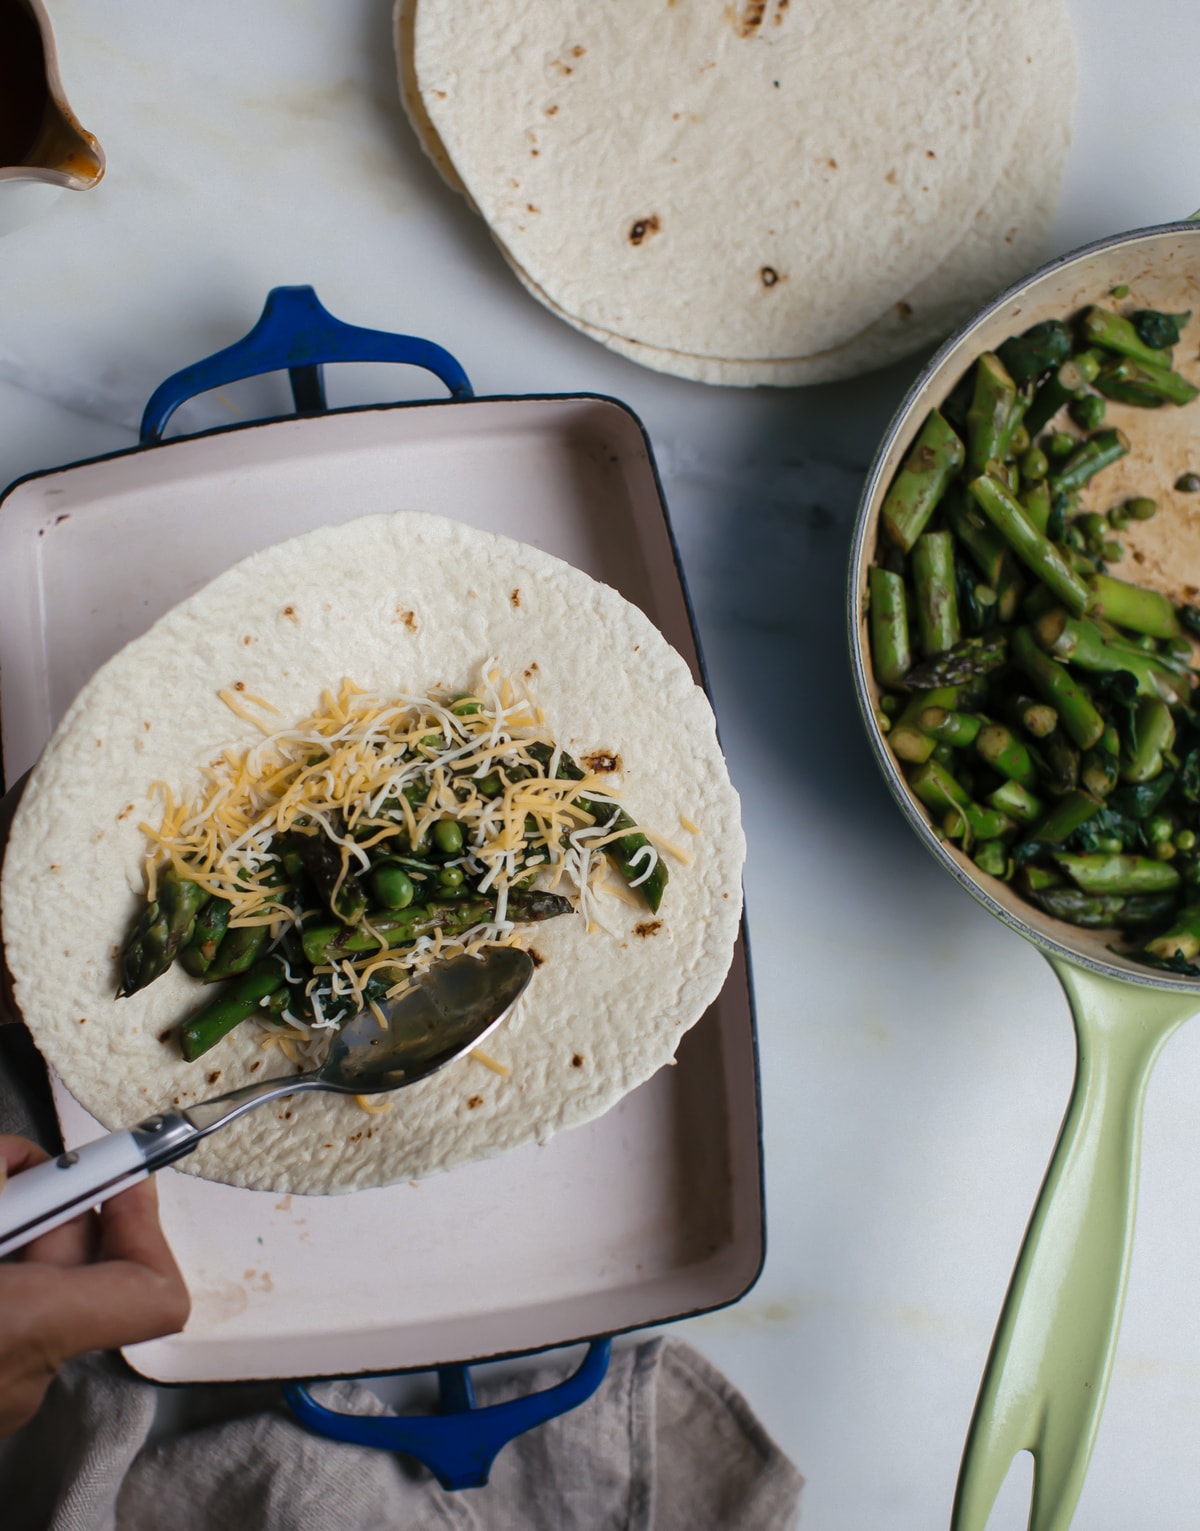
[4,2,1200,1526]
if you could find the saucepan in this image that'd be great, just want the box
[849,220,1200,1531]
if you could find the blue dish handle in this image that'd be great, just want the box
[140,285,473,444]
[283,1339,611,1490]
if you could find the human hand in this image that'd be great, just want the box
[0,1135,190,1436]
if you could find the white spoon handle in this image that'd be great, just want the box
[0,1113,197,1258]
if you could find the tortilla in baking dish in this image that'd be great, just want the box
[398,0,1074,382]
[1,512,745,1195]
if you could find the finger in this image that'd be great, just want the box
[0,1136,94,1266]
[6,1256,190,1369]
[96,1176,187,1289]
[0,1134,50,1177]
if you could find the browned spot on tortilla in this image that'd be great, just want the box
[234,681,245,692]
[157,1028,173,1043]
[78,1016,87,1025]
[243,1268,257,1279]
[275,1196,291,1211]
[760,266,780,287]
[571,44,585,56]
[49,864,59,872]
[1185,585,1199,599]
[243,635,254,646]
[529,947,545,968]
[511,588,521,608]
[885,167,898,185]
[207,1070,221,1085]
[545,104,558,115]
[395,607,418,630]
[144,721,151,731]
[926,149,936,159]
[466,1095,483,1109]
[366,1127,374,1138]
[629,215,660,247]
[526,203,539,214]
[634,920,663,938]
[173,1096,181,1106]
[571,1053,584,1068]
[281,1109,293,1120]
[96,739,103,748]
[350,1131,363,1143]
[282,605,297,621]
[117,803,134,821]
[825,158,837,170]
[250,1060,262,1072]
[737,0,767,36]
[584,751,620,773]
[896,301,914,320]
[1133,550,1146,564]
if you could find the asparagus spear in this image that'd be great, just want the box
[912,532,961,656]
[1047,429,1130,495]
[1053,853,1180,896]
[1095,356,1198,408]
[968,472,1090,616]
[965,354,1018,477]
[179,897,232,978]
[907,759,1013,842]
[868,566,911,687]
[1029,887,1128,928]
[119,866,208,997]
[944,481,1008,585]
[918,707,982,748]
[1080,306,1174,369]
[1120,696,1176,783]
[903,633,1007,690]
[202,922,268,983]
[975,724,1039,791]
[1011,626,1105,750]
[1033,609,1188,702]
[1087,573,1182,640]
[880,409,965,552]
[180,958,285,1063]
[294,827,369,926]
[302,891,574,966]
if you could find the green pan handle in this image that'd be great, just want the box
[952,957,1197,1531]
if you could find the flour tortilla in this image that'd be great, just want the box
[406,0,1051,364]
[397,0,1074,386]
[1,512,745,1195]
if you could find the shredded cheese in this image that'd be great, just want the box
[139,664,669,1078]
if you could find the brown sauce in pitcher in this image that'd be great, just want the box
[0,0,48,167]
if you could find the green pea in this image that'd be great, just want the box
[1101,540,1124,563]
[1128,497,1158,520]
[369,864,415,910]
[1177,829,1197,853]
[476,772,503,796]
[1044,431,1077,460]
[1019,447,1049,482]
[433,819,465,855]
[436,865,465,890]
[1175,473,1200,494]
[1009,423,1031,457]
[1068,394,1106,431]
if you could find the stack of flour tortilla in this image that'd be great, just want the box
[396,0,1076,386]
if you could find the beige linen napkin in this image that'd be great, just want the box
[0,1337,801,1531]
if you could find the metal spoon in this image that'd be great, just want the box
[0,946,534,1258]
